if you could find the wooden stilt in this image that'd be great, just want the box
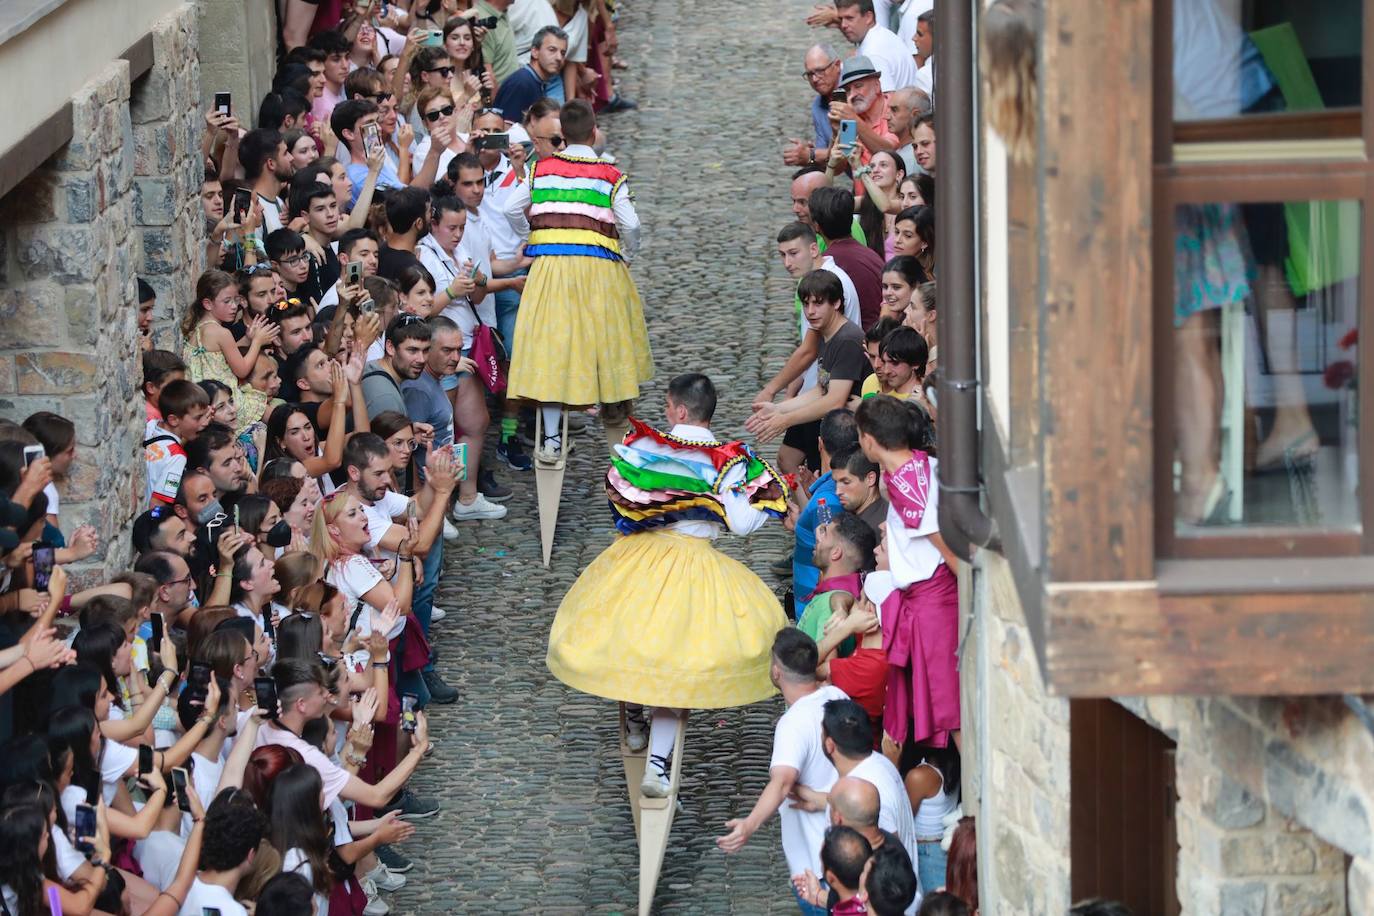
[534,409,569,567]
[603,416,631,453]
[619,703,647,840]
[635,718,685,916]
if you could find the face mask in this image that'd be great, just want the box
[265,520,293,549]
[195,500,224,527]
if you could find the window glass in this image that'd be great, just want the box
[1173,0,1361,123]
[1171,199,1360,534]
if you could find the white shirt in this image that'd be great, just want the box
[884,455,944,587]
[914,56,934,98]
[454,210,500,326]
[481,157,526,260]
[849,752,923,906]
[509,0,560,56]
[503,144,642,260]
[894,0,931,46]
[282,848,330,916]
[857,25,920,93]
[43,481,60,518]
[133,830,187,890]
[560,6,590,63]
[360,490,412,553]
[326,554,406,640]
[772,684,849,876]
[100,739,139,805]
[417,234,479,351]
[52,826,87,880]
[179,878,247,916]
[181,751,225,839]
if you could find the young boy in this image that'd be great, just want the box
[830,444,888,538]
[858,318,902,398]
[146,380,212,507]
[867,326,929,404]
[746,269,872,445]
[266,228,313,299]
[143,349,187,422]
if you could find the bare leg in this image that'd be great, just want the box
[1175,311,1223,521]
[1252,265,1318,466]
[777,444,806,475]
[281,0,316,51]
[453,375,490,504]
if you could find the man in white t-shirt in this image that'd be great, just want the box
[177,788,267,916]
[717,629,848,899]
[836,0,919,93]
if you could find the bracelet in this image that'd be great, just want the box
[398,554,413,562]
[371,661,388,669]
[157,891,183,908]
[215,569,233,578]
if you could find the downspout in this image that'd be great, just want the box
[935,0,1000,560]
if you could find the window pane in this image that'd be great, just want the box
[1171,200,1360,535]
[1173,1,1361,126]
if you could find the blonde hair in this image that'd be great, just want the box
[982,0,1038,163]
[309,490,356,567]
[273,550,323,608]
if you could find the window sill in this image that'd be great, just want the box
[1157,556,1374,595]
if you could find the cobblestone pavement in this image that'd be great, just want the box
[392,0,815,910]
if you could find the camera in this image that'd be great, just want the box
[472,15,499,29]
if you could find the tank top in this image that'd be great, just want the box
[912,761,959,837]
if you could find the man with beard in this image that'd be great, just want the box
[362,315,432,421]
[826,57,899,169]
[240,128,297,240]
[185,424,251,500]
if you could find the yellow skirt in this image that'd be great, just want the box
[507,255,655,406]
[546,530,786,709]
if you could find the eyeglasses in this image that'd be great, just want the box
[425,66,455,77]
[243,263,274,276]
[276,253,309,266]
[166,573,194,587]
[396,313,426,326]
[317,652,340,670]
[803,60,840,81]
[392,438,419,452]
[422,104,456,122]
[536,134,566,148]
[148,505,171,520]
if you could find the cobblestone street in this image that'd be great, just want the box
[392,0,813,911]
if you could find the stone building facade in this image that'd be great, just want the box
[0,3,204,580]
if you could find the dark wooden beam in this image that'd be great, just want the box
[1038,0,1155,582]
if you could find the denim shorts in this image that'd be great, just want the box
[441,348,474,390]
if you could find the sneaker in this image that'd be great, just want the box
[380,788,441,821]
[442,517,460,541]
[450,492,507,521]
[770,556,794,578]
[640,753,671,798]
[478,469,513,501]
[603,94,638,113]
[366,862,407,892]
[429,606,447,623]
[375,845,413,873]
[496,438,534,471]
[423,669,459,704]
[624,704,648,753]
[363,881,390,916]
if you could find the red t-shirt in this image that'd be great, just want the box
[830,646,888,735]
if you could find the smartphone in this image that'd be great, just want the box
[232,504,240,532]
[454,442,468,482]
[73,803,97,855]
[232,187,252,223]
[22,444,45,468]
[839,119,858,148]
[401,694,418,732]
[357,297,376,314]
[253,676,279,718]
[187,661,212,702]
[477,132,509,151]
[345,260,363,284]
[138,744,154,777]
[363,122,382,158]
[214,91,231,116]
[832,86,848,104]
[171,767,192,813]
[405,499,418,520]
[149,612,164,656]
[32,545,54,592]
[422,28,444,47]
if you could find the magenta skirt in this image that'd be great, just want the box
[880,563,961,747]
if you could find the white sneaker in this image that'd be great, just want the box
[362,878,390,915]
[365,862,406,892]
[450,492,508,521]
[640,754,671,798]
[442,517,460,541]
[430,606,447,623]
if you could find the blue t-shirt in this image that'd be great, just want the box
[346,158,404,209]
[492,64,559,124]
[812,94,834,149]
[400,371,454,477]
[792,472,845,617]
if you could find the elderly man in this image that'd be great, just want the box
[885,87,932,174]
[828,57,899,167]
[835,0,918,92]
[784,44,844,166]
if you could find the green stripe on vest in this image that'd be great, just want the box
[531,187,614,208]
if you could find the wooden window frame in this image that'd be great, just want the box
[1152,0,1374,559]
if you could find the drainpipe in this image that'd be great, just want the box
[935,0,1000,560]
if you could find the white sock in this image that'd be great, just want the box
[540,405,563,447]
[648,707,682,765]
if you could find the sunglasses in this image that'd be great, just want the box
[423,104,456,122]
[368,91,394,104]
[540,134,566,148]
[271,297,303,311]
[425,66,456,77]
[242,263,274,276]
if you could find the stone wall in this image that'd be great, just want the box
[0,3,204,579]
[196,0,279,128]
[965,552,1073,915]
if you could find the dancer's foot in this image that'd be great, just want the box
[624,704,649,752]
[536,435,567,464]
[640,753,671,798]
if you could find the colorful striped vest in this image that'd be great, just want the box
[526,154,627,261]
